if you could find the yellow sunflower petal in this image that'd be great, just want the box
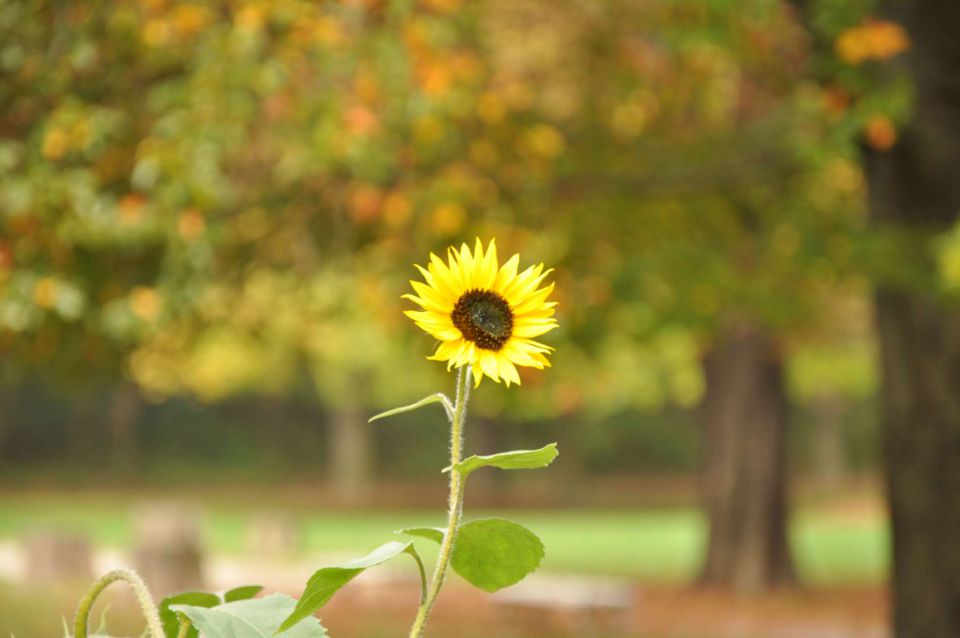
[428,253,462,297]
[511,282,556,316]
[500,341,545,369]
[501,263,543,305]
[457,242,476,289]
[442,248,465,292]
[493,253,520,294]
[478,350,501,384]
[471,363,483,386]
[413,264,436,288]
[428,339,469,369]
[457,341,477,368]
[499,358,521,386]
[401,294,434,311]
[505,266,553,308]
[512,319,559,339]
[409,280,454,311]
[477,238,498,290]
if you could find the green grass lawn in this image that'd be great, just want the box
[0,496,887,586]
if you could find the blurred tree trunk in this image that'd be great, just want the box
[870,2,960,635]
[0,388,12,459]
[328,403,373,503]
[811,394,846,488]
[699,324,795,592]
[109,382,143,470]
[66,393,99,463]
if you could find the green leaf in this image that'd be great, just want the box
[171,594,326,638]
[159,592,221,638]
[224,585,264,603]
[158,585,264,637]
[398,527,444,544]
[277,541,424,633]
[368,393,453,423]
[401,518,545,593]
[452,443,558,477]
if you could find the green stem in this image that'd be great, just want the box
[407,365,472,638]
[73,569,164,638]
[176,613,192,638]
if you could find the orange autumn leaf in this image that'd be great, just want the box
[836,19,910,65]
[130,286,162,321]
[865,115,897,151]
[178,208,206,240]
[349,185,383,223]
[34,277,59,309]
[119,194,146,224]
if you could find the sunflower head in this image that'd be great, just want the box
[404,239,558,387]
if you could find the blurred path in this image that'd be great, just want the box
[0,537,887,637]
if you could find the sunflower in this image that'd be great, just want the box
[404,238,558,387]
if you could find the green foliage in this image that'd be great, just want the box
[278,542,425,633]
[158,591,220,638]
[788,341,876,400]
[171,594,326,638]
[0,0,910,416]
[402,518,545,593]
[453,443,558,477]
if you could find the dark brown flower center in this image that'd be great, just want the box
[452,289,513,351]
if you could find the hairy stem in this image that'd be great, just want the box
[407,365,472,638]
[73,568,164,638]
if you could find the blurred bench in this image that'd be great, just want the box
[492,574,635,635]
[22,529,92,583]
[132,502,205,596]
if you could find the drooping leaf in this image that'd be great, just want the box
[452,444,558,478]
[171,594,326,638]
[368,393,453,423]
[398,527,444,544]
[159,591,221,638]
[277,541,425,633]
[401,518,545,593]
[224,585,264,603]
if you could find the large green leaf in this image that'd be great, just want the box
[159,591,221,638]
[401,518,545,592]
[277,541,425,633]
[452,443,558,478]
[171,594,326,638]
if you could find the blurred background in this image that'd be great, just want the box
[2,0,953,636]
